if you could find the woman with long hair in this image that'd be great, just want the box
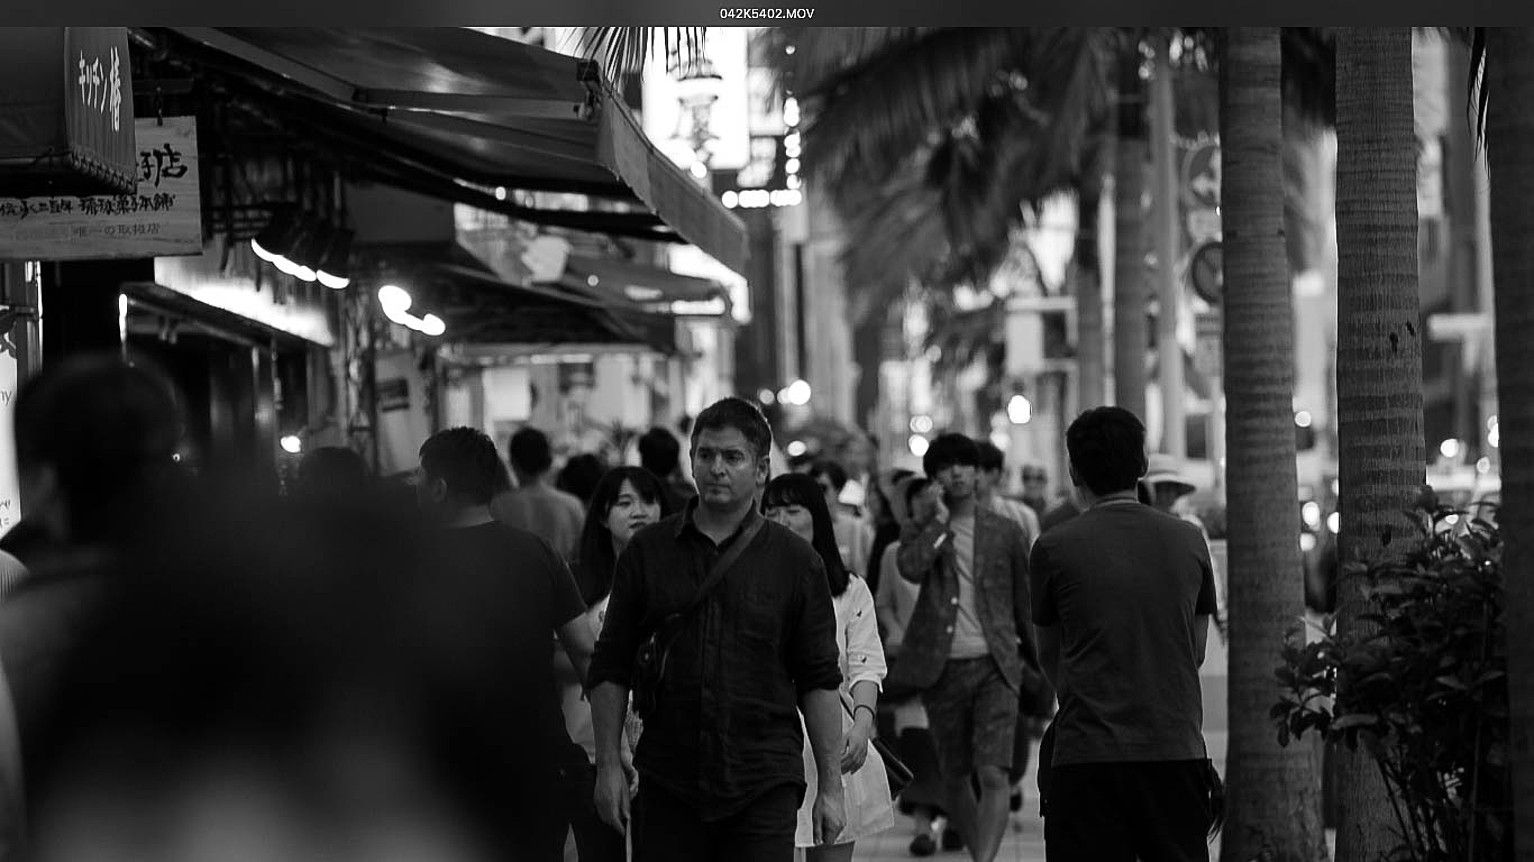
[562,466,670,862]
[762,473,893,861]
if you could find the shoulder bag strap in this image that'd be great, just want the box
[672,516,766,625]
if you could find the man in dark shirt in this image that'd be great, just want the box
[638,425,696,512]
[588,398,846,861]
[1029,407,1218,861]
[416,427,596,860]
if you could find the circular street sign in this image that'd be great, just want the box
[1182,143,1221,210]
[1190,241,1224,305]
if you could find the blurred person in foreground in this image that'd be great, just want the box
[637,426,695,513]
[891,433,1040,862]
[560,466,672,861]
[25,488,568,861]
[417,427,597,859]
[762,473,893,861]
[293,446,371,502]
[493,427,586,561]
[587,397,846,860]
[1029,407,1218,861]
[0,356,186,831]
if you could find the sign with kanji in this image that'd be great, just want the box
[0,28,137,196]
[0,116,201,261]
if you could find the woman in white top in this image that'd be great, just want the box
[563,466,671,861]
[762,473,894,862]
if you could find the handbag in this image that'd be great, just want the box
[841,696,913,798]
[630,518,764,719]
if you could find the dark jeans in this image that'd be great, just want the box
[1044,760,1211,862]
[632,781,801,862]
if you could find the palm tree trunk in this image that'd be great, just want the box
[1075,129,1111,410]
[1113,40,1150,420]
[1217,27,1328,861]
[1333,27,1425,861]
[1484,26,1534,862]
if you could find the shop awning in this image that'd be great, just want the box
[372,243,676,353]
[153,27,747,274]
[557,253,730,315]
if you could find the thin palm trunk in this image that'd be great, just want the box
[1075,131,1111,409]
[1332,27,1425,861]
[1217,27,1329,862]
[1484,27,1534,862]
[1113,41,1150,419]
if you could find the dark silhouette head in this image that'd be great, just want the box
[295,446,370,498]
[507,427,554,480]
[14,354,183,544]
[1065,406,1149,497]
[637,427,682,479]
[419,427,506,513]
[556,453,607,507]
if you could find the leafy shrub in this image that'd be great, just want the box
[1273,494,1509,861]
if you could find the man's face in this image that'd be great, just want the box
[934,462,976,502]
[691,426,767,512]
[1022,469,1048,500]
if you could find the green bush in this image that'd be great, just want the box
[1272,493,1509,862]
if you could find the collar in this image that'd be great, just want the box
[673,495,763,542]
[1090,490,1141,509]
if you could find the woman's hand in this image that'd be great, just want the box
[840,720,873,774]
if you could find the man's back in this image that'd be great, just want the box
[490,483,587,561]
[1029,502,1216,766]
[432,522,585,744]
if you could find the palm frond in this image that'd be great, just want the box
[575,27,707,83]
[1469,27,1488,144]
[757,27,929,96]
[795,28,1036,186]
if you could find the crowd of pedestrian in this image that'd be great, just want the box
[0,353,1226,862]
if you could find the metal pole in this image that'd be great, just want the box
[1152,35,1186,457]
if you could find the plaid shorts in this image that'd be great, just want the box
[921,656,1018,775]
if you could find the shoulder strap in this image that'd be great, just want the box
[674,516,765,622]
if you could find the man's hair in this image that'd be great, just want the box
[922,433,980,478]
[808,459,849,491]
[507,426,553,476]
[421,427,506,505]
[637,427,681,477]
[976,440,1007,474]
[15,354,183,540]
[690,397,772,461]
[1065,406,1149,496]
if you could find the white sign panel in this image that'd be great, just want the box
[0,116,202,261]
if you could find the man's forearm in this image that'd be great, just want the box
[590,681,630,769]
[800,687,844,784]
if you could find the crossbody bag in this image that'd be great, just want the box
[630,518,765,718]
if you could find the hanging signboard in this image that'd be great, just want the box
[0,115,201,261]
[0,27,137,197]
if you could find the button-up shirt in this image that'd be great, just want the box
[588,502,843,820]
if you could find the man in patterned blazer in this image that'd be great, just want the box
[893,432,1040,862]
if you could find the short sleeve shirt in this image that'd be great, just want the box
[1029,500,1217,766]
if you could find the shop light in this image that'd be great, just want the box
[786,440,808,457]
[1295,410,1313,429]
[1007,394,1033,425]
[418,314,446,337]
[250,205,304,264]
[315,228,354,290]
[1301,501,1322,530]
[280,435,303,455]
[1327,511,1340,535]
[1439,438,1463,460]
[908,435,930,458]
[778,379,812,406]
